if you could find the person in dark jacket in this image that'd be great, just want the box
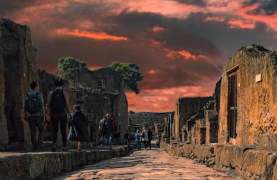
[147,127,153,150]
[46,78,72,152]
[102,113,116,149]
[124,130,129,145]
[70,104,90,151]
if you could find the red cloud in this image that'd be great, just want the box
[151,26,166,32]
[148,70,156,74]
[56,29,129,41]
[126,86,214,112]
[204,17,225,22]
[165,49,206,60]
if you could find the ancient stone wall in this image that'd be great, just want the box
[173,97,213,142]
[214,78,221,112]
[128,112,170,133]
[0,21,9,150]
[219,45,277,146]
[205,110,218,144]
[65,67,128,143]
[0,19,38,149]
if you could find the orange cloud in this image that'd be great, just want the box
[228,19,255,29]
[56,29,129,41]
[126,86,214,112]
[148,70,156,74]
[165,49,206,60]
[151,26,166,32]
[204,16,225,22]
[237,3,277,30]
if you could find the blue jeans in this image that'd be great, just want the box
[106,132,113,148]
[136,141,141,150]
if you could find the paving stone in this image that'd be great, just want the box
[53,144,235,180]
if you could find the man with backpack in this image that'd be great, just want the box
[24,81,46,151]
[46,79,73,152]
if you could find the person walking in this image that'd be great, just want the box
[148,127,153,150]
[116,131,121,145]
[124,130,129,145]
[135,129,141,150]
[46,79,73,152]
[99,116,106,147]
[24,82,46,151]
[141,127,149,150]
[70,104,90,151]
[102,113,116,149]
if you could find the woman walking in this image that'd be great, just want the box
[141,127,149,150]
[135,129,141,150]
[69,104,90,151]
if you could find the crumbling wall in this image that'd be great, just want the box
[205,110,218,144]
[219,44,277,146]
[174,97,213,141]
[1,19,38,148]
[65,67,128,144]
[0,21,9,150]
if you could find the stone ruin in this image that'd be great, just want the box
[128,112,171,135]
[0,19,38,150]
[0,19,129,150]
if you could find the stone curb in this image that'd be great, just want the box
[0,145,134,180]
[160,139,277,180]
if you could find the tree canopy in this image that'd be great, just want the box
[58,57,87,72]
[109,62,143,94]
[142,122,149,128]
[129,110,135,114]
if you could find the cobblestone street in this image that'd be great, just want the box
[54,144,235,180]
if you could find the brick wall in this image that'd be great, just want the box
[219,45,277,146]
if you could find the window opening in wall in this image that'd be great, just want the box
[228,70,238,140]
[98,79,105,89]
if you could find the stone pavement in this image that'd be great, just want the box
[54,144,235,180]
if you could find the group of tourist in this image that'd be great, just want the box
[24,79,111,152]
[24,79,154,152]
[134,127,153,150]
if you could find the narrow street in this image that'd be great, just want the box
[54,144,235,180]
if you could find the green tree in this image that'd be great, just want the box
[58,57,87,72]
[109,62,143,94]
[142,122,149,128]
[129,110,135,114]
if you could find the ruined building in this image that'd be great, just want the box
[0,19,129,150]
[129,112,170,134]
[0,19,38,150]
[172,97,213,142]
[65,67,128,144]
[219,44,277,146]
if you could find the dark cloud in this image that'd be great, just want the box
[243,0,277,16]
[254,21,268,33]
[174,0,207,7]
[1,0,277,92]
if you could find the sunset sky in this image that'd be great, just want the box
[1,0,277,112]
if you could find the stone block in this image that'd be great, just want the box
[214,145,253,171]
[44,153,62,177]
[239,149,277,179]
[71,151,86,168]
[0,154,29,180]
[27,153,46,179]
[60,153,72,172]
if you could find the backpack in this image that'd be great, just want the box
[25,92,40,114]
[50,90,65,112]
